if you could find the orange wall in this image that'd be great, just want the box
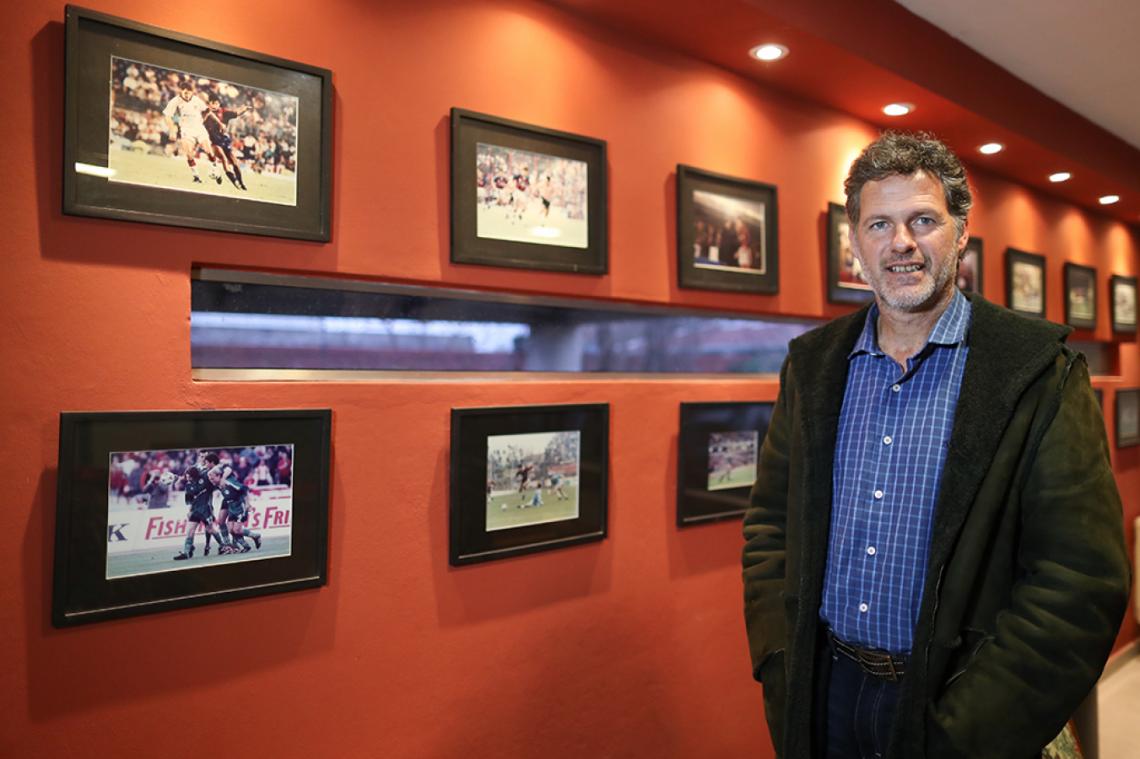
[1,0,1137,756]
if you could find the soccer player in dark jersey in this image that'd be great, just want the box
[209,466,262,552]
[203,98,252,191]
[173,466,227,560]
[197,452,232,555]
[514,462,535,504]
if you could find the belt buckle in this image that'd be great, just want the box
[856,648,899,682]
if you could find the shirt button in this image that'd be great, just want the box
[858,603,869,613]
[873,489,884,500]
[883,435,893,445]
[866,546,877,556]
[891,384,901,393]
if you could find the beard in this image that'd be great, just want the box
[860,251,959,313]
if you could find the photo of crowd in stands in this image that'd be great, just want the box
[485,430,580,532]
[706,430,759,492]
[475,143,589,249]
[108,56,299,205]
[690,190,767,276]
[106,443,295,579]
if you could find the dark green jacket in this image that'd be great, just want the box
[742,294,1129,759]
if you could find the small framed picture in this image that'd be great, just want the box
[957,236,984,296]
[1042,720,1084,759]
[827,203,874,304]
[450,404,608,565]
[677,402,773,526]
[53,409,331,626]
[450,108,606,274]
[63,6,333,240]
[676,165,778,294]
[1110,275,1138,334]
[1117,389,1140,448]
[1063,263,1097,330]
[1005,248,1046,318]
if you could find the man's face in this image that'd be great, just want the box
[849,171,967,314]
[179,88,193,101]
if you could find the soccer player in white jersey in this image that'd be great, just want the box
[163,82,221,185]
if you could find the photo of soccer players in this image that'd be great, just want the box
[108,56,299,205]
[706,430,759,492]
[106,443,295,579]
[690,190,767,276]
[485,430,580,532]
[475,143,589,249]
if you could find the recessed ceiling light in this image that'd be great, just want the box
[1048,172,1072,183]
[1099,195,1120,205]
[749,43,789,62]
[978,143,1004,155]
[882,103,914,117]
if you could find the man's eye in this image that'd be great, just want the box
[869,221,888,231]
[914,216,935,226]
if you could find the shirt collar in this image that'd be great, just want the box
[849,288,972,359]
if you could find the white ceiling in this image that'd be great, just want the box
[895,0,1140,150]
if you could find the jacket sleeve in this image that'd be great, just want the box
[927,358,1130,758]
[743,357,795,751]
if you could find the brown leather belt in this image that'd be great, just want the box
[827,630,907,682]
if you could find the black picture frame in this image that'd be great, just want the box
[450,108,607,274]
[53,409,331,626]
[957,236,984,296]
[63,6,333,241]
[676,402,772,527]
[676,165,778,294]
[450,404,608,565]
[1063,262,1097,330]
[1005,248,1046,318]
[1110,274,1138,335]
[1116,389,1140,448]
[827,202,874,304]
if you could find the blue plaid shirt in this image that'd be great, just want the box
[821,289,971,653]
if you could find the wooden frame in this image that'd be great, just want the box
[63,6,333,240]
[450,404,608,565]
[676,402,772,526]
[1116,389,1140,448]
[1063,262,1097,330]
[1005,248,1046,318]
[827,202,874,304]
[53,409,331,626]
[450,108,607,274]
[676,165,779,294]
[1110,274,1137,334]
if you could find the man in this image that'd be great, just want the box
[742,131,1128,759]
[209,465,262,553]
[203,97,252,190]
[162,81,221,185]
[173,466,227,561]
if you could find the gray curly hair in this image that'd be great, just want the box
[844,131,972,238]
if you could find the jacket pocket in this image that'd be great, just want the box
[942,628,993,689]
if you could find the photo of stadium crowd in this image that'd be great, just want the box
[690,190,767,276]
[106,443,295,579]
[108,56,299,205]
[475,143,589,249]
[706,430,758,491]
[485,430,580,532]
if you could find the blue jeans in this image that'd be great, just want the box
[813,634,903,759]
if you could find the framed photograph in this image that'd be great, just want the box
[53,409,331,626]
[957,236,984,296]
[450,404,607,565]
[1117,389,1140,448]
[827,202,874,304]
[1042,720,1084,759]
[63,6,333,241]
[1005,248,1046,318]
[450,108,606,274]
[1110,274,1138,334]
[1063,263,1097,330]
[677,402,772,526]
[676,165,778,294]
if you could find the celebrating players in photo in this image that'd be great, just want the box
[706,430,758,491]
[108,57,299,205]
[485,430,581,531]
[475,143,589,248]
[690,190,767,276]
[106,444,295,579]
